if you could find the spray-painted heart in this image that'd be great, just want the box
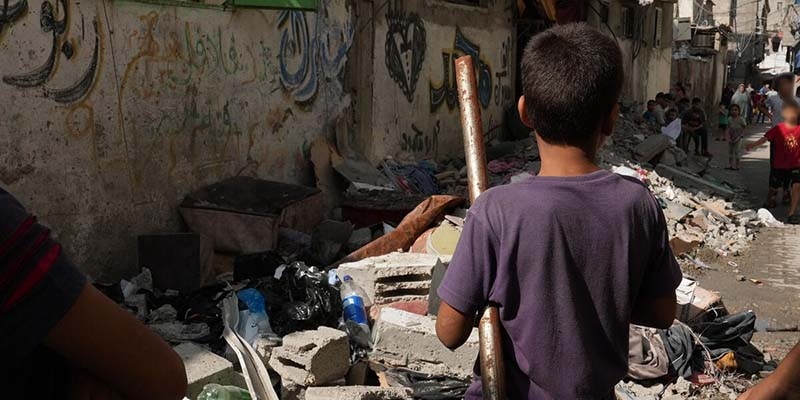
[385,9,426,103]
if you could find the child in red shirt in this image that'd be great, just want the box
[747,100,800,223]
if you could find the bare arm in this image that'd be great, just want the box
[631,292,677,329]
[45,283,187,400]
[739,342,800,399]
[435,300,475,350]
[747,136,769,151]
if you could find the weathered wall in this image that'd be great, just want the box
[354,0,515,163]
[588,0,674,106]
[0,0,354,279]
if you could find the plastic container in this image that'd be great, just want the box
[340,275,371,334]
[236,288,275,344]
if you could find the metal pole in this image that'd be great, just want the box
[454,55,506,400]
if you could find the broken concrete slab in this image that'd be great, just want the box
[635,134,672,163]
[371,308,478,380]
[655,165,735,200]
[663,200,693,222]
[269,327,350,386]
[305,386,414,400]
[174,342,243,399]
[338,252,441,305]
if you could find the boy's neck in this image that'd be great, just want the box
[536,136,601,177]
[786,122,798,129]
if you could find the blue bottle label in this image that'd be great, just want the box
[343,295,368,325]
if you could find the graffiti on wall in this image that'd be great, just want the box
[429,27,492,113]
[384,0,426,103]
[401,120,439,156]
[0,0,26,34]
[277,0,354,103]
[1,0,100,104]
[494,36,512,108]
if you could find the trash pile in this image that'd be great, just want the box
[107,108,786,400]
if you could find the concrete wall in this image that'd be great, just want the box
[0,0,354,279]
[353,0,515,164]
[588,0,674,106]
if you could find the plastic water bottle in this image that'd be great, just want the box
[340,275,371,334]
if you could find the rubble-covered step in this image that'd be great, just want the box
[269,327,350,386]
[338,252,442,305]
[305,385,414,400]
[371,308,478,380]
[655,165,735,200]
[174,342,244,399]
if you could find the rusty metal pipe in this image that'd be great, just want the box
[454,55,506,400]
[454,56,489,203]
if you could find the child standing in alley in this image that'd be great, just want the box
[747,101,800,223]
[718,102,729,141]
[726,104,746,170]
[435,23,681,400]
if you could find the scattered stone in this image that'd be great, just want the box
[655,164,735,200]
[269,327,350,387]
[338,253,441,305]
[305,386,413,400]
[147,304,178,324]
[664,201,693,222]
[371,308,478,380]
[150,322,210,342]
[174,342,243,399]
[737,275,747,282]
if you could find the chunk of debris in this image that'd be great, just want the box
[635,134,672,164]
[338,252,441,305]
[305,386,414,400]
[174,342,244,399]
[268,327,350,386]
[371,308,478,380]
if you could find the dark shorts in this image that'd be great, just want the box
[769,169,800,188]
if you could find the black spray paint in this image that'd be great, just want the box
[385,0,426,103]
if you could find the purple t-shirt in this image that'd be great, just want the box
[438,170,682,399]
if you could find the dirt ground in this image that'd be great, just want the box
[691,122,800,361]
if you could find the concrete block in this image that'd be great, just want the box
[269,327,350,386]
[305,386,413,400]
[371,308,478,380]
[174,342,243,399]
[635,134,672,163]
[338,252,441,305]
[655,165,735,200]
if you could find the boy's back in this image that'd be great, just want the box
[434,23,682,400]
[438,172,680,399]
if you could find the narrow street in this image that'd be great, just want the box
[698,123,800,359]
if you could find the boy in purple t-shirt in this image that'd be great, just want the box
[435,23,682,400]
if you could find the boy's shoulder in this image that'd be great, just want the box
[473,170,654,217]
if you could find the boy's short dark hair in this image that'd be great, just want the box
[647,100,656,106]
[521,23,623,149]
[656,92,665,100]
[730,104,740,112]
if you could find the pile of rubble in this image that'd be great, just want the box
[108,108,788,400]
